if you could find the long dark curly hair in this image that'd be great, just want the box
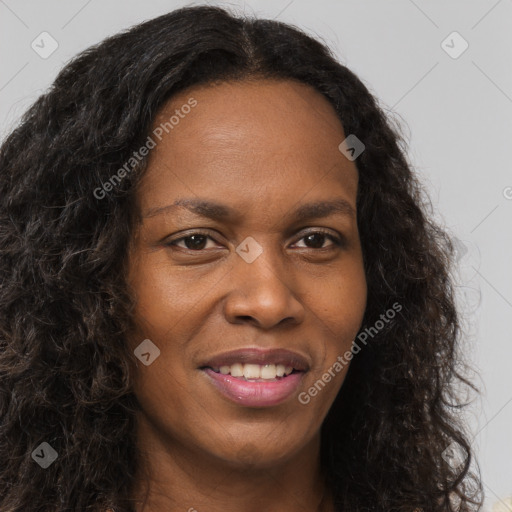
[0,5,482,511]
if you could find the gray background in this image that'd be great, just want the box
[1,0,511,508]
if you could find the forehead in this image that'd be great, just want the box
[137,79,359,215]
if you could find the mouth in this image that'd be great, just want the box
[205,363,300,381]
[199,348,309,407]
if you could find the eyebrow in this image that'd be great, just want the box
[143,197,355,222]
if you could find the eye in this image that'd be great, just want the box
[293,229,344,249]
[167,231,221,251]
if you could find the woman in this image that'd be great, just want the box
[0,5,482,511]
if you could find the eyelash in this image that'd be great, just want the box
[166,229,345,252]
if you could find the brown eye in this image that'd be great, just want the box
[166,232,220,251]
[180,234,209,250]
[294,230,343,249]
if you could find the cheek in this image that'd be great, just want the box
[310,262,367,337]
[127,252,221,333]
[299,267,366,413]
[126,257,204,435]
[306,262,367,395]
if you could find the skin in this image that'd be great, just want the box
[125,78,367,512]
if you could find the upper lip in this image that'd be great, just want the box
[200,348,310,372]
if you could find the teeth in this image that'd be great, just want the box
[230,363,243,377]
[243,364,260,379]
[261,364,277,379]
[211,363,294,379]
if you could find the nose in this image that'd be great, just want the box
[223,245,306,330]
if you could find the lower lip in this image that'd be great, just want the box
[201,368,304,407]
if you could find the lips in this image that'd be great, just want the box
[199,348,310,407]
[200,347,310,372]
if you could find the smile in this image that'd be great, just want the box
[210,363,295,380]
[199,347,310,407]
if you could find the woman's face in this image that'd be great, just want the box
[126,79,367,468]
